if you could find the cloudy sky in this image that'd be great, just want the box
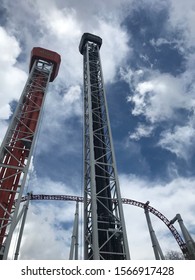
[1,0,195,260]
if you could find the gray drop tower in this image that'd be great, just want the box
[79,33,130,260]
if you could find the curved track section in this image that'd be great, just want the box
[122,198,187,255]
[21,194,188,256]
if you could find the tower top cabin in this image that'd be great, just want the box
[79,33,102,55]
[29,47,61,82]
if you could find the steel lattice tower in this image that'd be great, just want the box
[79,33,130,260]
[0,47,61,259]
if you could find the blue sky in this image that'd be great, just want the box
[0,0,195,260]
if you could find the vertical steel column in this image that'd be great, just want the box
[14,193,31,260]
[144,204,164,259]
[79,33,130,260]
[69,201,79,260]
[0,50,60,259]
[176,214,195,259]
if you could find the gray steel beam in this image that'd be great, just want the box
[144,205,165,260]
[69,201,79,260]
[14,193,31,260]
[176,214,195,259]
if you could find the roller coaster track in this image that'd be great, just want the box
[21,194,188,256]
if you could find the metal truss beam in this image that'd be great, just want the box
[80,33,130,260]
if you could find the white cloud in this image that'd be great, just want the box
[28,175,79,197]
[122,65,195,159]
[150,38,171,47]
[129,123,154,140]
[130,72,188,123]
[168,0,195,49]
[62,85,82,116]
[158,124,195,160]
[0,26,20,66]
[0,120,8,144]
[0,26,27,145]
[18,202,74,260]
[39,6,80,39]
[118,0,195,163]
[150,37,185,55]
[34,84,82,155]
[0,26,27,122]
[0,104,11,119]
[94,20,131,82]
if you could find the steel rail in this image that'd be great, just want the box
[20,193,188,256]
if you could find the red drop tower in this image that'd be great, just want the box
[0,47,61,259]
